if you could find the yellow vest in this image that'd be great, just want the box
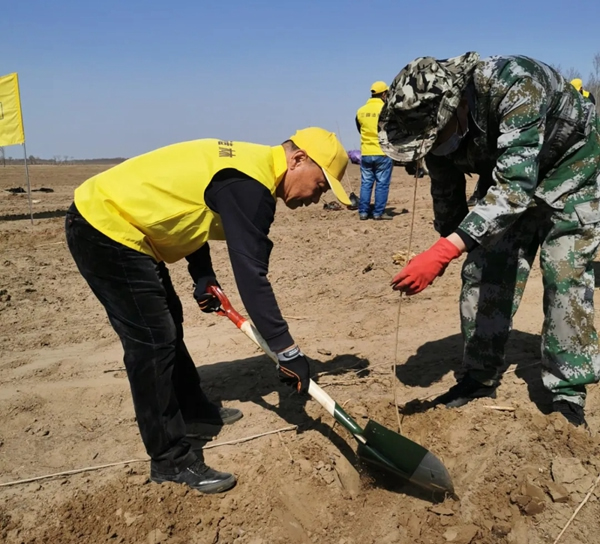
[74,140,287,263]
[356,98,385,156]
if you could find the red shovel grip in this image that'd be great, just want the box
[206,285,247,329]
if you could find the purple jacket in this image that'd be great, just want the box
[347,150,361,165]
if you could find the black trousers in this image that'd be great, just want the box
[65,204,204,473]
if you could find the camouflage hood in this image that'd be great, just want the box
[378,52,481,163]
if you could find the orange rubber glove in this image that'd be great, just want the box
[391,238,462,295]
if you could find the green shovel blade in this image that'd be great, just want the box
[357,419,454,494]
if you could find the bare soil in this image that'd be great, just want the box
[1,164,600,544]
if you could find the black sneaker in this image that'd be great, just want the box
[185,404,243,435]
[150,460,236,494]
[553,400,587,427]
[433,374,498,408]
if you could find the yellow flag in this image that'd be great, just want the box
[0,73,25,146]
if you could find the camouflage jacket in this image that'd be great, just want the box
[425,55,600,245]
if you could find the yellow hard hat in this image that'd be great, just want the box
[370,81,389,95]
[571,78,583,91]
[289,127,350,206]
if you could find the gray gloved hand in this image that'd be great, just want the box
[277,345,310,394]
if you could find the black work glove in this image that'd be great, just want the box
[277,345,310,394]
[193,278,221,313]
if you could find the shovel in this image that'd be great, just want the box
[207,285,454,495]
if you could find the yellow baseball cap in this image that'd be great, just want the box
[289,127,351,206]
[371,81,389,95]
[571,78,583,91]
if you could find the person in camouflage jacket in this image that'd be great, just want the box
[379,52,600,427]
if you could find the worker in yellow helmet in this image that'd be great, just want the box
[355,81,394,220]
[65,128,350,494]
[571,78,596,105]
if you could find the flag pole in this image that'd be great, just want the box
[23,142,33,224]
[16,72,33,225]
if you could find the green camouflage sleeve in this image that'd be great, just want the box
[458,76,547,245]
[425,154,469,237]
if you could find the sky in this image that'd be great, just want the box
[2,0,600,159]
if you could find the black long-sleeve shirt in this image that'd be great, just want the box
[185,169,293,352]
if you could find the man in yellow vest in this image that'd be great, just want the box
[355,81,394,220]
[571,78,596,105]
[65,128,350,494]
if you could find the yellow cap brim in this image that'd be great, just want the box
[323,169,351,206]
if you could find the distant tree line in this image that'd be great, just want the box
[0,154,126,166]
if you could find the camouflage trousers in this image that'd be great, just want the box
[460,200,600,406]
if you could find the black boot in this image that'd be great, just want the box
[433,373,498,408]
[203,405,243,425]
[185,403,243,436]
[553,400,587,427]
[150,459,236,494]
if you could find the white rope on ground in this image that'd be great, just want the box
[0,459,147,488]
[483,405,515,412]
[552,473,600,544]
[202,425,297,450]
[0,425,298,488]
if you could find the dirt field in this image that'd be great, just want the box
[1,163,600,544]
